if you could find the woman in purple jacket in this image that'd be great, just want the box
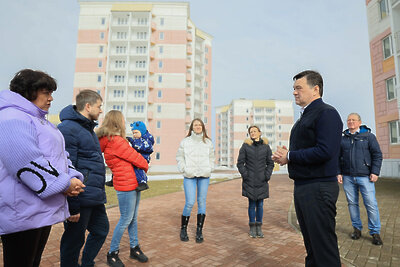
[0,69,85,267]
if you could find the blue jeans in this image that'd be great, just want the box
[182,177,209,216]
[60,205,109,267]
[248,199,264,223]
[109,190,141,252]
[343,176,381,234]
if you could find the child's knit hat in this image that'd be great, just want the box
[130,121,147,136]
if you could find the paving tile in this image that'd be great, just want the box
[1,174,399,267]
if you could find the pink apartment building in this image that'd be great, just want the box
[366,0,400,177]
[73,1,212,172]
[215,99,294,171]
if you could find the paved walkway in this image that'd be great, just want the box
[1,174,399,266]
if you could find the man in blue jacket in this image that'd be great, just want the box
[272,70,342,267]
[58,90,109,267]
[337,113,383,245]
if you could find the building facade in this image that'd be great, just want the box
[366,0,400,177]
[74,1,212,171]
[215,99,294,170]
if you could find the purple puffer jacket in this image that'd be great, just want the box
[0,90,83,235]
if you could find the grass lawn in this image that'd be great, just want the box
[105,178,230,207]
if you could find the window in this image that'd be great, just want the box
[205,47,208,53]
[159,46,163,54]
[389,120,400,144]
[98,60,102,68]
[101,18,106,25]
[386,77,397,100]
[157,90,162,98]
[133,105,144,113]
[97,90,101,95]
[157,105,162,113]
[160,18,164,26]
[156,136,161,144]
[382,35,393,59]
[159,32,164,40]
[204,93,208,100]
[155,152,160,160]
[97,75,102,82]
[115,60,126,68]
[380,0,389,19]
[158,75,162,83]
[159,61,163,68]
[205,70,208,76]
[99,46,104,53]
[157,121,161,128]
[114,75,125,83]
[100,32,105,39]
[204,117,208,124]
[204,105,208,111]
[205,58,208,64]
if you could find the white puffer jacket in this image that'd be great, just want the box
[176,132,215,178]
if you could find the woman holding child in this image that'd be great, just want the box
[96,110,149,267]
[176,118,215,243]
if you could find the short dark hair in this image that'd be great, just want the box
[9,69,57,101]
[293,70,323,97]
[248,125,261,134]
[76,90,102,111]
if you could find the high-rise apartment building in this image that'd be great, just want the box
[74,1,212,171]
[215,99,294,170]
[366,0,400,177]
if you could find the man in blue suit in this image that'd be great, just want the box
[272,70,342,267]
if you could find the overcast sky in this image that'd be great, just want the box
[0,0,375,132]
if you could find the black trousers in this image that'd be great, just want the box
[1,225,52,267]
[294,181,341,267]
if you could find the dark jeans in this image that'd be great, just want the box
[248,199,264,223]
[1,225,51,267]
[294,181,341,267]
[60,204,109,267]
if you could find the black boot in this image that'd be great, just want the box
[255,222,264,238]
[196,214,206,243]
[130,245,148,263]
[180,215,190,241]
[107,250,124,267]
[249,223,257,238]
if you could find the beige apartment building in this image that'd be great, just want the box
[366,0,400,177]
[73,1,212,171]
[215,99,294,171]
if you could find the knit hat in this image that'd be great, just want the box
[130,121,147,136]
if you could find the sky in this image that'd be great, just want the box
[0,0,375,133]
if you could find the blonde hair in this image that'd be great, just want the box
[96,110,126,140]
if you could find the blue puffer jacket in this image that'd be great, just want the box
[339,125,382,177]
[58,105,106,214]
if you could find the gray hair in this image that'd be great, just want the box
[348,113,361,121]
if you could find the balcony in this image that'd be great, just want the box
[151,21,157,32]
[186,32,192,42]
[186,72,192,81]
[148,94,154,104]
[185,101,191,109]
[186,59,192,68]
[150,34,156,45]
[148,80,154,90]
[185,87,192,95]
[149,63,156,74]
[150,50,155,60]
[147,111,153,120]
[185,115,192,123]
[187,45,192,55]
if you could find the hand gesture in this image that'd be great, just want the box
[271,146,289,166]
[65,178,85,197]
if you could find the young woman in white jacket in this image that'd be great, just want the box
[176,118,215,243]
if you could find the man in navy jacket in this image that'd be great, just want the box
[337,113,383,245]
[58,90,109,267]
[272,70,342,267]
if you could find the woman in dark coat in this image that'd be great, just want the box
[237,126,274,238]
